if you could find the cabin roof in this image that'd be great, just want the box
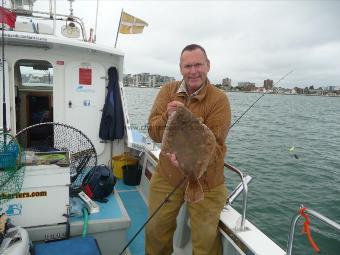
[4,30,124,57]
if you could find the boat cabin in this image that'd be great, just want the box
[2,1,337,255]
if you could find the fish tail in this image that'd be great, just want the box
[184,179,204,203]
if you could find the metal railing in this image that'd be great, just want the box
[287,205,340,255]
[224,163,250,231]
[130,129,251,232]
[9,5,87,41]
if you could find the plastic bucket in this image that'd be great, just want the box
[122,165,142,186]
[111,153,138,179]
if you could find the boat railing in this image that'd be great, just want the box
[9,4,87,41]
[130,129,250,232]
[142,133,160,151]
[34,11,87,41]
[286,205,340,255]
[224,162,250,231]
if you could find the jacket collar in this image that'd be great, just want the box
[176,79,210,101]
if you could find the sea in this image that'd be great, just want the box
[124,87,340,255]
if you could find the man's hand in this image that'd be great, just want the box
[166,152,179,168]
[167,101,184,117]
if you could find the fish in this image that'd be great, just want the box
[161,106,216,203]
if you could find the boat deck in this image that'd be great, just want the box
[116,179,148,255]
[34,236,101,255]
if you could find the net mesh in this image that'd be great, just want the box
[15,122,97,180]
[0,132,25,205]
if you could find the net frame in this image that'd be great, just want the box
[15,122,97,180]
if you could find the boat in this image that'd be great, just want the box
[1,1,339,255]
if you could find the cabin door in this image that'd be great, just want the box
[64,62,106,155]
[0,60,11,131]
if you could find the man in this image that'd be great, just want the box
[146,44,231,255]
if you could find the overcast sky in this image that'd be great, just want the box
[36,0,340,88]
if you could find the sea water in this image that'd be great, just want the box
[124,87,340,255]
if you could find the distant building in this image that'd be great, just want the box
[325,86,336,92]
[135,73,151,87]
[222,77,232,90]
[123,73,175,87]
[292,87,304,94]
[264,79,273,90]
[156,75,175,87]
[332,86,340,95]
[237,82,256,91]
[123,74,134,87]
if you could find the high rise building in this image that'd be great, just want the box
[222,77,232,90]
[123,73,175,87]
[264,79,273,90]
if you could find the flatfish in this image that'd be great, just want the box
[162,106,216,203]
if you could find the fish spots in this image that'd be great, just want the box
[162,106,216,203]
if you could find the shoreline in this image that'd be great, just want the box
[123,86,340,97]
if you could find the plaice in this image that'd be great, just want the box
[161,106,216,203]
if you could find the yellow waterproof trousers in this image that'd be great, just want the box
[146,172,227,255]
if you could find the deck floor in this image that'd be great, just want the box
[116,179,147,255]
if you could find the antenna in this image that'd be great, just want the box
[61,0,80,38]
[94,0,99,42]
[68,0,75,17]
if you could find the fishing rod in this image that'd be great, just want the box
[119,176,187,255]
[229,70,294,130]
[119,70,294,254]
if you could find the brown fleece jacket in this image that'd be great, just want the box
[148,80,231,190]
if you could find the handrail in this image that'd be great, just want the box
[287,205,340,255]
[224,162,249,231]
[227,175,252,205]
[11,9,88,41]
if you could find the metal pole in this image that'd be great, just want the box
[224,163,249,231]
[114,9,123,48]
[94,0,99,42]
[1,0,7,132]
[53,0,56,35]
[286,212,300,255]
[287,206,340,255]
[49,0,52,18]
[306,208,340,230]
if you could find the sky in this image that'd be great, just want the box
[34,0,340,88]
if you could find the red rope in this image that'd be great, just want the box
[299,207,320,253]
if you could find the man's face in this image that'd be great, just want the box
[180,49,210,94]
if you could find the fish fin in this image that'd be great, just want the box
[184,179,204,203]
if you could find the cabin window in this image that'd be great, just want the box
[14,59,54,140]
[16,60,53,87]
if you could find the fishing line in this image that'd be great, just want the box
[229,70,294,130]
[119,176,187,255]
[1,3,293,253]
[119,71,294,253]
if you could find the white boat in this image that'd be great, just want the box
[0,1,339,255]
